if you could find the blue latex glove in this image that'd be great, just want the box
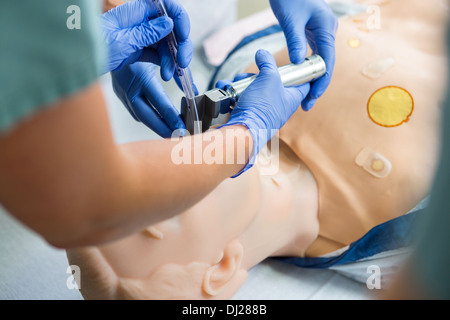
[270,0,338,111]
[101,0,193,74]
[112,60,188,138]
[218,50,310,177]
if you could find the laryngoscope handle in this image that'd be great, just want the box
[228,54,326,101]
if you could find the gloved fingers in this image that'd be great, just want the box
[285,83,311,105]
[116,50,144,71]
[269,0,308,64]
[216,73,256,88]
[141,79,187,132]
[124,103,140,122]
[158,40,193,83]
[286,28,309,65]
[174,68,199,95]
[214,79,233,114]
[163,0,193,68]
[215,73,255,90]
[301,95,318,112]
[139,47,162,65]
[255,50,280,79]
[215,73,255,114]
[285,83,313,112]
[176,38,193,70]
[233,73,256,83]
[132,96,174,138]
[307,15,337,100]
[302,43,335,111]
[215,81,236,114]
[215,79,232,90]
[163,0,190,41]
[128,16,174,50]
[158,40,176,81]
[103,0,149,28]
[309,39,336,101]
[111,66,142,121]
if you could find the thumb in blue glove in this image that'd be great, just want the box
[270,0,338,111]
[219,49,310,177]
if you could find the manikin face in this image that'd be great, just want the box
[67,140,320,300]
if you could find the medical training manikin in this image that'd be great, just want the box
[67,0,448,299]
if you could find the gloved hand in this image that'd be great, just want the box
[218,50,310,176]
[112,60,188,138]
[270,0,338,111]
[101,0,193,75]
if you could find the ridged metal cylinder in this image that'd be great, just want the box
[228,54,326,101]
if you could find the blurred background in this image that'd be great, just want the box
[238,0,270,18]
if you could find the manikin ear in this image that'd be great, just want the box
[202,239,246,297]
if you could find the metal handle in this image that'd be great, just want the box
[228,54,326,101]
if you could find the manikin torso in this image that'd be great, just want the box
[244,0,448,255]
[67,0,448,299]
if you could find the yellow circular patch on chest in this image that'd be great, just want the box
[367,86,414,127]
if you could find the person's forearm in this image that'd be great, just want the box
[78,126,253,247]
[0,82,252,248]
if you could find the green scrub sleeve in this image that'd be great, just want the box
[410,29,450,298]
[0,0,105,134]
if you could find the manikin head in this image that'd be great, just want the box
[67,140,320,299]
